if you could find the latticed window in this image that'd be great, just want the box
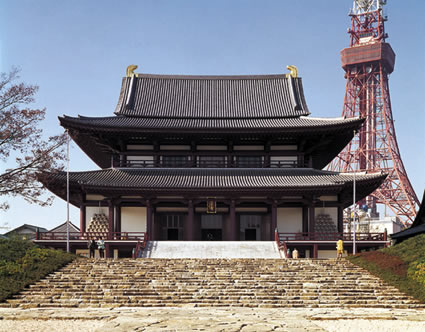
[162,156,189,167]
[235,156,263,168]
[163,215,183,228]
[197,156,227,168]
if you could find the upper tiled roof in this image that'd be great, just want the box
[114,74,310,119]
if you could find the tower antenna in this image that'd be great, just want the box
[327,0,419,226]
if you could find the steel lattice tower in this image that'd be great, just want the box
[327,0,419,225]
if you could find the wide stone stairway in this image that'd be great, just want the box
[4,258,424,309]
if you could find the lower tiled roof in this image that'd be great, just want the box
[60,115,362,133]
[43,168,385,191]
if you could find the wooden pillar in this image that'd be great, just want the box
[313,244,318,259]
[265,141,271,167]
[229,200,237,240]
[115,205,121,233]
[271,201,277,240]
[309,203,315,235]
[146,200,152,240]
[185,200,194,240]
[337,205,343,233]
[108,202,114,240]
[105,243,110,259]
[153,141,160,166]
[302,206,308,233]
[80,205,86,235]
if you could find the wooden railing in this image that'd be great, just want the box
[275,228,288,258]
[277,232,386,242]
[113,159,303,169]
[36,231,147,242]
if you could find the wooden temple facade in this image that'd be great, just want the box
[36,68,388,258]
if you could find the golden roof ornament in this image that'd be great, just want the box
[285,65,298,78]
[126,65,138,77]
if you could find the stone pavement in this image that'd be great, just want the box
[1,307,425,331]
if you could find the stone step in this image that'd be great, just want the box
[4,258,422,309]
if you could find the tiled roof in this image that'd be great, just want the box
[49,222,80,233]
[60,114,362,133]
[114,74,310,118]
[44,168,385,191]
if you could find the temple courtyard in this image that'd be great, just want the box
[1,306,425,331]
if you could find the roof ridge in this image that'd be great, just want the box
[132,73,291,80]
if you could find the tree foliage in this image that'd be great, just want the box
[0,238,76,302]
[0,68,66,210]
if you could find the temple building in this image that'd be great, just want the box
[36,66,388,258]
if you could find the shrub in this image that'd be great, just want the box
[347,234,425,303]
[409,259,425,287]
[0,238,76,302]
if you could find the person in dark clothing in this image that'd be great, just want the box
[89,239,96,258]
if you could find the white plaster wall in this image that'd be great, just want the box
[315,207,338,227]
[127,156,154,161]
[318,195,338,202]
[86,194,105,201]
[277,208,303,233]
[234,145,264,151]
[270,156,298,161]
[235,207,267,213]
[270,145,297,150]
[156,207,188,212]
[121,207,146,232]
[318,250,338,259]
[195,207,229,213]
[127,144,153,150]
[196,145,227,151]
[305,249,310,258]
[86,206,109,226]
[160,145,190,150]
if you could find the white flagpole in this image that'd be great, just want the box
[66,130,70,253]
[352,129,357,255]
[353,168,357,255]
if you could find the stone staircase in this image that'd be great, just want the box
[3,258,424,309]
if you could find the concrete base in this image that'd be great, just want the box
[142,241,282,259]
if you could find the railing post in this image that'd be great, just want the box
[80,204,86,236]
[108,201,114,241]
[146,200,152,240]
[271,201,277,240]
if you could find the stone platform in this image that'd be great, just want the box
[142,241,282,258]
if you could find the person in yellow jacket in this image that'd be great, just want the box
[336,238,344,260]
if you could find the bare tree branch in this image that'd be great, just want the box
[0,68,66,210]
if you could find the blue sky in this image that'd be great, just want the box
[0,0,424,230]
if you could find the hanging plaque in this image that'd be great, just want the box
[206,197,217,214]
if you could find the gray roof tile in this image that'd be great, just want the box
[46,168,385,190]
[61,115,362,133]
[114,74,310,119]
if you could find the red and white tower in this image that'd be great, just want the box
[327,0,419,225]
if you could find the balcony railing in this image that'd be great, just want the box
[277,232,387,242]
[114,159,302,168]
[36,231,147,242]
